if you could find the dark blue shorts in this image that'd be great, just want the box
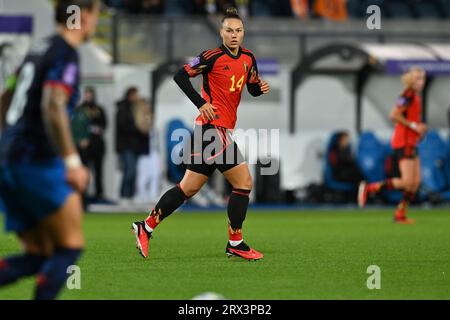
[0,158,73,233]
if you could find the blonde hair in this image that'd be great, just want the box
[132,99,152,134]
[401,66,425,89]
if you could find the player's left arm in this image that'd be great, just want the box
[42,52,88,192]
[41,85,88,192]
[246,55,269,96]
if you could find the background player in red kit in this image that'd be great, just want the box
[358,67,427,224]
[131,7,270,260]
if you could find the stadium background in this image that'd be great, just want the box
[1,0,450,300]
[2,0,450,209]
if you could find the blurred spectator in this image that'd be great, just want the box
[250,0,271,16]
[132,98,152,156]
[115,87,149,202]
[135,107,163,203]
[290,0,309,19]
[165,0,191,16]
[192,0,208,15]
[71,99,91,209]
[251,0,292,17]
[235,0,249,18]
[269,0,294,16]
[80,87,108,202]
[313,0,348,21]
[72,100,91,166]
[123,0,142,13]
[141,0,164,14]
[328,131,364,186]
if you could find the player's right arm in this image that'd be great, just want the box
[389,91,427,137]
[41,85,88,192]
[173,52,217,121]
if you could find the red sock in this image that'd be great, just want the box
[145,208,162,230]
[228,222,243,242]
[367,179,394,194]
[395,200,408,219]
[0,259,7,270]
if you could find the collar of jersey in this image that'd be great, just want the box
[221,44,242,60]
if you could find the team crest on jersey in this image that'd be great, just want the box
[243,62,248,73]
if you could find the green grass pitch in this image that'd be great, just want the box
[1,209,449,299]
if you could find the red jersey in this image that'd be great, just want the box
[183,45,262,129]
[391,89,422,148]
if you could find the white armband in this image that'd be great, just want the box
[64,154,82,170]
[409,122,418,131]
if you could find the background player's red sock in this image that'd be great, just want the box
[395,200,407,220]
[144,184,188,233]
[395,192,415,220]
[227,189,250,246]
[367,179,394,194]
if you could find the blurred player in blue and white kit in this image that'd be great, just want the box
[0,0,99,299]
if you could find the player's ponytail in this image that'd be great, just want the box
[401,66,425,89]
[222,6,242,23]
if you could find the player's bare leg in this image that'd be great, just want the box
[32,192,85,299]
[222,162,263,261]
[358,175,408,208]
[19,226,54,257]
[0,193,84,299]
[41,193,85,248]
[393,159,419,224]
[132,170,208,258]
[412,158,421,194]
[0,226,51,287]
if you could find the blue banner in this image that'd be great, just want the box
[385,59,450,75]
[256,59,279,76]
[0,15,33,34]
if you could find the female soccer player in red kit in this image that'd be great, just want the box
[358,67,427,224]
[132,7,270,260]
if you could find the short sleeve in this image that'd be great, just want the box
[396,90,414,108]
[44,49,79,96]
[183,52,211,78]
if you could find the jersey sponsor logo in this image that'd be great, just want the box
[243,62,248,73]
